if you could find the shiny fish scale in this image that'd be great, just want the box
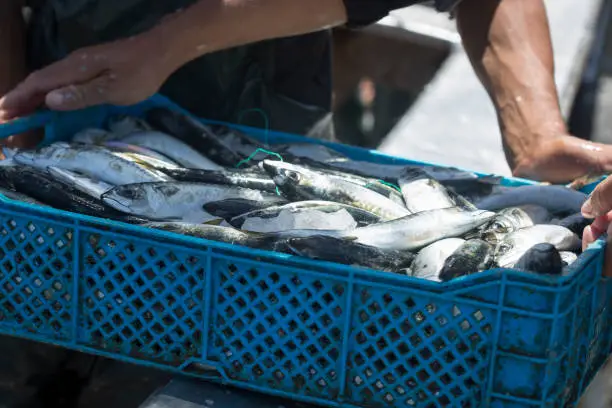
[14,144,169,185]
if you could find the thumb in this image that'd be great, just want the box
[582,176,612,218]
[45,80,109,111]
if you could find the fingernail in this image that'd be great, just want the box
[46,91,66,107]
[582,199,595,218]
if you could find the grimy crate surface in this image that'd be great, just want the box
[0,94,609,408]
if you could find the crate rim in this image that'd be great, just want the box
[0,93,605,289]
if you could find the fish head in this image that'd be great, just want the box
[261,160,302,182]
[514,243,563,275]
[102,184,150,214]
[471,210,497,223]
[261,160,318,195]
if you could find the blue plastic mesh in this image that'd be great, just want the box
[0,95,608,408]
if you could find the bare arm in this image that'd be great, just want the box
[0,0,349,119]
[149,0,349,75]
[0,0,27,101]
[457,0,612,183]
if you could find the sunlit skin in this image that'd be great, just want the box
[581,176,612,277]
[1,0,612,184]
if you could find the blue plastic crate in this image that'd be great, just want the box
[0,94,609,408]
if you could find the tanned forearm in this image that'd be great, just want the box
[456,0,567,174]
[0,0,27,97]
[146,0,348,76]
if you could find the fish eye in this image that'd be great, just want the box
[286,171,301,183]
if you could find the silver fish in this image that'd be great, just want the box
[157,168,277,194]
[14,143,169,185]
[110,151,180,173]
[145,222,266,248]
[145,108,244,167]
[439,239,494,281]
[103,141,181,167]
[102,182,287,223]
[410,238,465,281]
[230,200,382,228]
[475,185,587,215]
[261,160,410,221]
[299,163,405,206]
[486,206,546,236]
[119,131,223,170]
[398,168,465,213]
[495,225,581,268]
[47,167,114,200]
[285,235,415,272]
[512,243,563,276]
[345,207,495,251]
[240,208,357,233]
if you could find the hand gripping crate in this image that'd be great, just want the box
[0,94,609,408]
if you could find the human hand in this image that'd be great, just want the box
[0,33,173,120]
[512,134,612,185]
[581,176,612,276]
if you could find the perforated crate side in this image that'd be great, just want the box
[0,206,75,340]
[208,254,349,400]
[486,254,612,407]
[78,225,208,366]
[346,282,493,407]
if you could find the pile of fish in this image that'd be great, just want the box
[0,107,591,281]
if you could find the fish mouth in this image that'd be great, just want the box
[101,195,134,214]
[13,151,35,164]
[260,160,283,175]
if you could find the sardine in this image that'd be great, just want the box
[145,107,244,167]
[110,151,180,174]
[230,200,382,228]
[118,131,223,170]
[261,160,410,220]
[157,168,276,193]
[345,207,495,251]
[145,222,268,248]
[552,213,590,237]
[398,168,468,213]
[101,182,287,223]
[14,143,170,185]
[47,167,114,200]
[513,243,563,276]
[299,163,405,205]
[484,206,548,236]
[240,208,357,233]
[475,185,587,216]
[285,235,415,272]
[494,225,581,268]
[10,166,147,223]
[439,239,494,281]
[410,238,465,281]
[103,141,181,167]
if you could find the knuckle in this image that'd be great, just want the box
[25,71,41,84]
